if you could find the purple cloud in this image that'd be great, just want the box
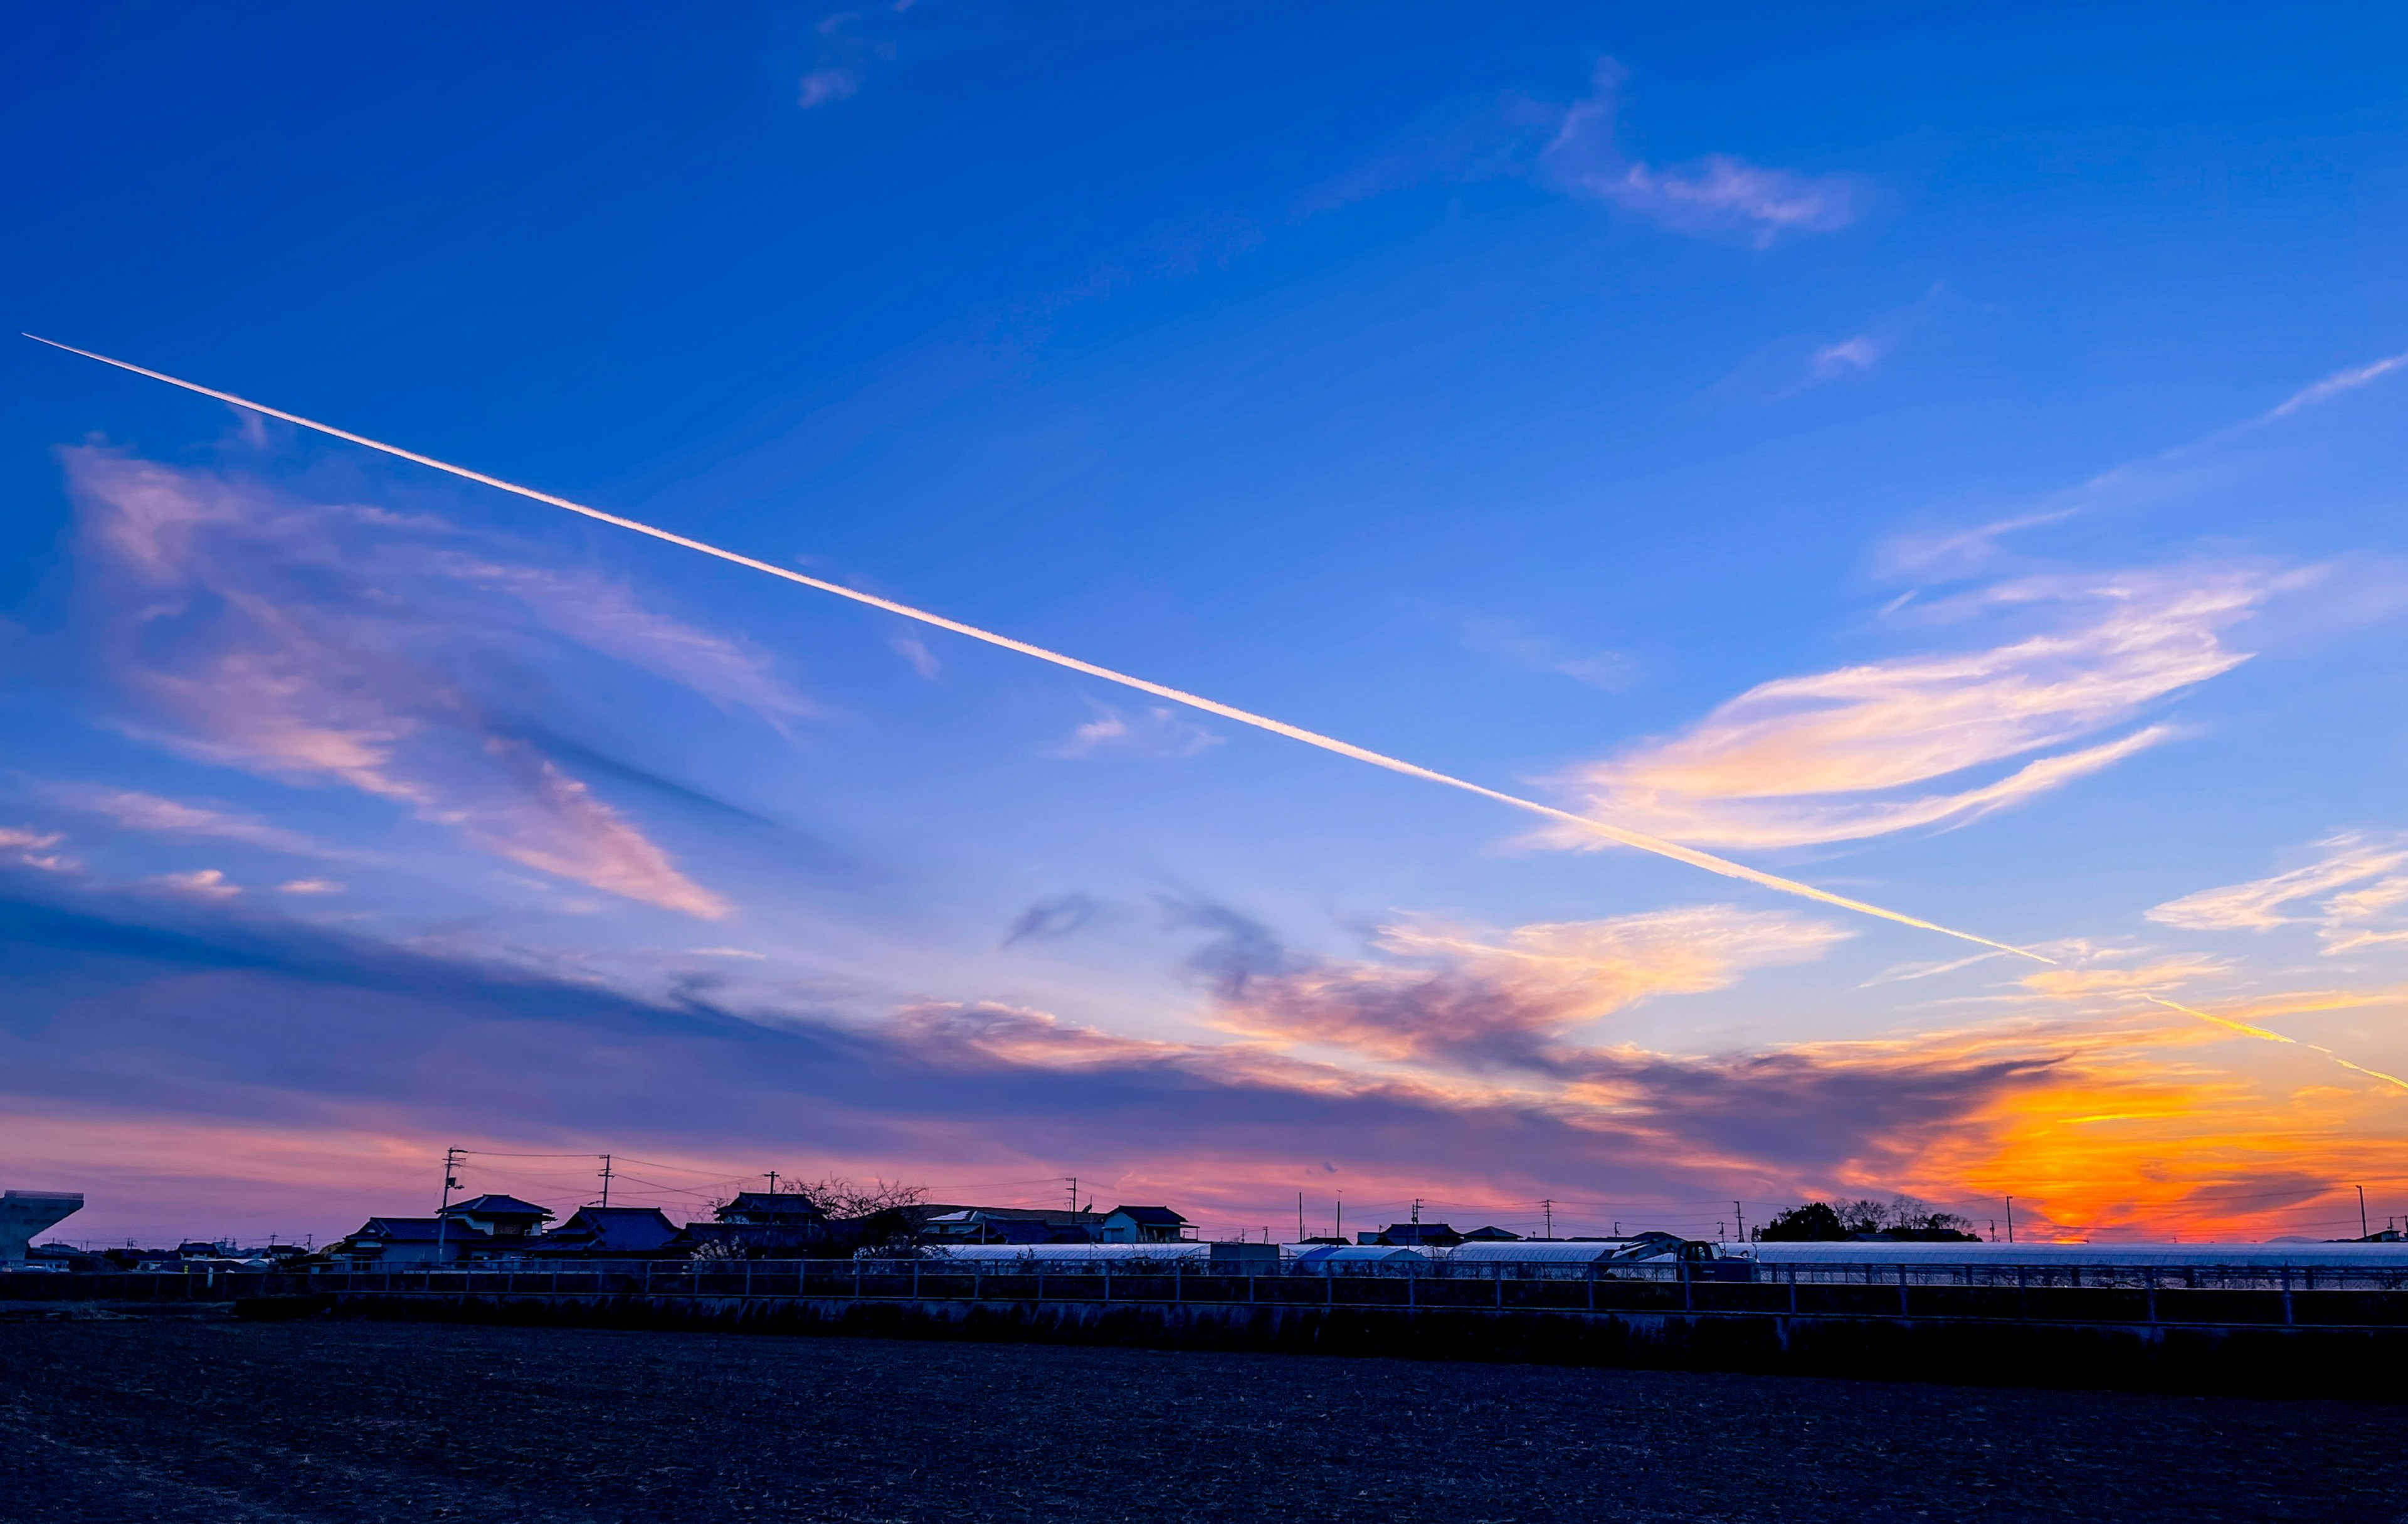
[61,448,810,918]
[1539,60,1864,246]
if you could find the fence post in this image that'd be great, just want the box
[1103,1266,1111,1305]
[2281,1266,2294,1326]
[1897,1264,1909,1318]
[1681,1259,1692,1312]
[1173,1262,1181,1304]
[1787,1263,1797,1316]
[1494,1263,1503,1308]
[2144,1269,2157,1325]
[1407,1266,1416,1311]
[1586,1266,1595,1313]
[855,1261,862,1301]
[913,1261,921,1301]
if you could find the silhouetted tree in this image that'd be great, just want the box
[1755,1202,1849,1241]
[1758,1196,1978,1242]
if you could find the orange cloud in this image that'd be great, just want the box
[1205,904,1846,1066]
[1546,569,2261,849]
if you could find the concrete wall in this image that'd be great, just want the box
[1,1190,85,1264]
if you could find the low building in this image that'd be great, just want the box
[524,1206,683,1258]
[436,1194,554,1241]
[674,1190,838,1257]
[714,1192,830,1229]
[1098,1205,1190,1244]
[1361,1222,1464,1248]
[919,1207,1103,1245]
[332,1217,495,1265]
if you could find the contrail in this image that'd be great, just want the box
[2142,994,2408,1093]
[27,333,2051,962]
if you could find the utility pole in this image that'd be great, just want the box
[1734,1200,1745,1243]
[1542,1199,1554,1240]
[597,1155,613,1207]
[434,1147,463,1266]
[1411,1198,1422,1225]
[1297,1193,1305,1243]
[765,1170,778,1194]
[1336,1193,1343,1242]
[2358,1184,2369,1239]
[2005,1196,2015,1244]
[1064,1177,1079,1217]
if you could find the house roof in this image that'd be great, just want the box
[1105,1205,1187,1226]
[1375,1223,1461,1244]
[717,1192,828,1219]
[439,1194,552,1220]
[531,1206,682,1252]
[349,1217,493,1244]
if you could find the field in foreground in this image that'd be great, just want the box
[3,1313,2404,1523]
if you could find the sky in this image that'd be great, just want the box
[8,3,2408,1247]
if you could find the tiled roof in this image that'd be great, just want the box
[1106,1205,1187,1226]
[439,1194,552,1219]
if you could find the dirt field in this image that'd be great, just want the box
[3,1311,2404,1522]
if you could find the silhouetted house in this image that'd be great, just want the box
[714,1192,830,1228]
[1099,1206,1190,1244]
[1460,1225,1523,1242]
[1360,1222,1464,1248]
[436,1194,554,1241]
[677,1191,835,1257]
[525,1206,683,1257]
[920,1207,1102,1245]
[332,1217,494,1265]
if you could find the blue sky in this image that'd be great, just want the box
[8,4,2408,1245]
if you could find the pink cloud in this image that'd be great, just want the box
[1540,60,1863,246]
[1548,568,2263,850]
[61,448,767,918]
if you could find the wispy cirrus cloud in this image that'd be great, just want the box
[1884,347,2408,579]
[1546,567,2265,850]
[2266,350,2408,418]
[1538,59,1864,246]
[1805,334,1884,383]
[1297,56,1861,249]
[43,784,355,860]
[62,448,795,918]
[0,825,74,873]
[1050,701,1220,759]
[797,8,906,109]
[1457,616,1639,691]
[2149,832,2408,953]
[143,866,240,901]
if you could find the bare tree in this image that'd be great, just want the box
[795,1177,927,1220]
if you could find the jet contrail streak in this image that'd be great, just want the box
[27,333,2056,960]
[2141,994,2408,1093]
